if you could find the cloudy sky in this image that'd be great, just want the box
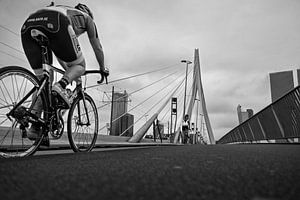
[0,0,300,140]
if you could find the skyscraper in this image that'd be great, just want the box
[269,70,294,102]
[237,105,254,124]
[110,91,133,136]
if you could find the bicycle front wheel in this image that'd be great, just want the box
[0,66,48,157]
[67,93,98,152]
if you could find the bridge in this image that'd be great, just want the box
[0,26,300,199]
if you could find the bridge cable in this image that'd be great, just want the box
[0,25,20,36]
[94,69,183,111]
[0,50,26,62]
[161,81,186,124]
[86,63,181,88]
[119,73,188,136]
[127,70,179,96]
[162,71,192,130]
[145,68,192,124]
[159,81,186,122]
[160,106,171,122]
[0,41,24,54]
[106,71,182,127]
[118,69,192,136]
[97,71,185,132]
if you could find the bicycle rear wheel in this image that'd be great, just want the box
[67,93,98,152]
[0,66,48,157]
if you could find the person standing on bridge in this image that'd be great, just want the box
[21,3,108,140]
[181,114,190,144]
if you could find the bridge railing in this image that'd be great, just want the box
[217,86,300,144]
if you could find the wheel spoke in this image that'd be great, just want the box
[0,79,14,104]
[0,68,46,157]
[11,75,16,102]
[15,74,25,102]
[0,117,9,126]
[0,82,10,107]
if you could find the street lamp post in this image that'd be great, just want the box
[181,60,192,118]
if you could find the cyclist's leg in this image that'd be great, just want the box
[50,14,85,105]
[56,57,86,83]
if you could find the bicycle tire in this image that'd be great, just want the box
[67,93,98,152]
[0,66,48,158]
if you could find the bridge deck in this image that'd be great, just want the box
[0,144,299,200]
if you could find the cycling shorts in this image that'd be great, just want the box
[21,10,84,69]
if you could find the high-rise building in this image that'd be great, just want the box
[121,113,134,137]
[269,70,294,102]
[237,105,254,124]
[110,91,134,136]
[269,69,299,143]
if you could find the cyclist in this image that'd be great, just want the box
[21,3,108,139]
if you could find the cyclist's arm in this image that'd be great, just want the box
[86,17,105,71]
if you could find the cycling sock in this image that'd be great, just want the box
[58,78,69,89]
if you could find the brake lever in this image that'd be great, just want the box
[97,74,108,84]
[97,75,103,84]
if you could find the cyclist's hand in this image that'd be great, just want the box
[97,67,109,84]
[100,68,110,77]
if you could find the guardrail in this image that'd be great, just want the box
[218,86,300,144]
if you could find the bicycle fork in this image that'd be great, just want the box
[76,88,91,126]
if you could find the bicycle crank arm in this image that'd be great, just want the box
[27,113,46,125]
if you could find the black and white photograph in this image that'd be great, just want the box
[0,0,299,199]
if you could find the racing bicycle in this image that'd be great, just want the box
[0,29,108,158]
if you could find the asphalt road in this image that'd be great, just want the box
[34,146,153,156]
[0,144,299,200]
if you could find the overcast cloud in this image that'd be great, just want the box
[0,0,300,140]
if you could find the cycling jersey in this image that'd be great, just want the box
[21,5,104,70]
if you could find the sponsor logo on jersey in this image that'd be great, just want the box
[71,36,81,54]
[27,17,49,23]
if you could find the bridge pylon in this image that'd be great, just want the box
[174,49,215,144]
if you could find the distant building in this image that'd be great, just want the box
[121,113,134,137]
[237,105,254,124]
[269,70,297,102]
[269,69,299,143]
[110,91,134,136]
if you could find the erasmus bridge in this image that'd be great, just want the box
[0,25,299,200]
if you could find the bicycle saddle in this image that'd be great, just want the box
[31,29,49,46]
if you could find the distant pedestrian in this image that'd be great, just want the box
[181,114,190,144]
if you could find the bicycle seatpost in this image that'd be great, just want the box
[30,29,52,79]
[41,44,52,79]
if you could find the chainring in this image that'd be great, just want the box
[49,110,64,139]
